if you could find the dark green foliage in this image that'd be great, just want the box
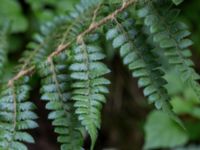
[20,0,102,68]
[137,0,200,100]
[0,77,38,150]
[0,0,199,149]
[38,54,84,150]
[19,16,70,68]
[106,13,179,121]
[70,38,110,150]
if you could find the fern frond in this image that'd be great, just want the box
[38,54,84,150]
[0,77,38,150]
[106,14,182,124]
[19,0,103,70]
[18,16,70,69]
[137,1,200,100]
[60,0,103,42]
[70,36,110,150]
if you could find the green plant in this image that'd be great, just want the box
[0,0,199,149]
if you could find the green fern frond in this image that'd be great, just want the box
[106,14,182,124]
[0,77,38,150]
[20,0,103,70]
[0,0,198,149]
[61,0,102,40]
[70,36,110,150]
[137,1,200,100]
[18,16,70,68]
[38,54,84,150]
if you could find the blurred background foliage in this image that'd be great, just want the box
[0,0,200,150]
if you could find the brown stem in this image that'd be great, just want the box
[8,66,35,86]
[49,0,136,58]
[7,0,136,86]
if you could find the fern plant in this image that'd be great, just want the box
[70,37,110,149]
[0,0,199,149]
[0,77,37,150]
[137,0,200,99]
[38,54,84,150]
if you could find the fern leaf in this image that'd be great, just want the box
[138,1,200,100]
[0,77,38,150]
[70,38,110,150]
[18,15,70,69]
[19,0,103,71]
[38,54,84,150]
[106,14,183,126]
